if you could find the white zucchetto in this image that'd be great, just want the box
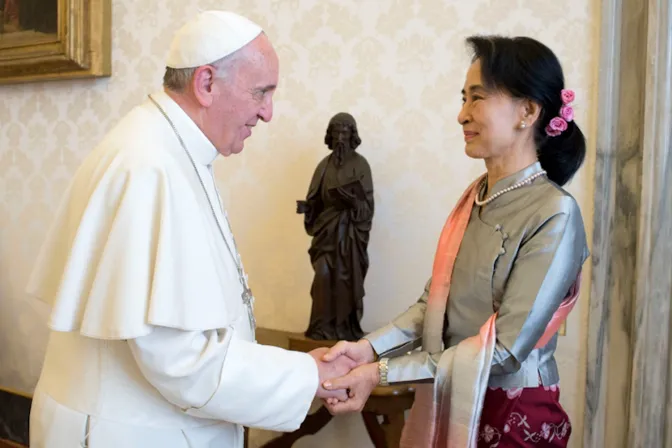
[165,10,263,69]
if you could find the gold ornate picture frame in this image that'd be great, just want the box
[0,0,111,84]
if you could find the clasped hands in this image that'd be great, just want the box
[308,339,380,415]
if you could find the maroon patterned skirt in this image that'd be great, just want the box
[477,385,571,447]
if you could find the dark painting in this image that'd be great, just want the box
[0,0,110,84]
[0,0,58,40]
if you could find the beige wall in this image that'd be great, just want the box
[0,0,599,446]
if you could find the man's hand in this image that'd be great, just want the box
[322,362,380,414]
[309,347,356,401]
[322,339,375,367]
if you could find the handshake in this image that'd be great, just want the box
[308,339,381,415]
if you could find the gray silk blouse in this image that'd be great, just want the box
[365,162,589,389]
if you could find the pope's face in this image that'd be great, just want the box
[208,35,279,156]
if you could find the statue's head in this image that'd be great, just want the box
[324,112,362,153]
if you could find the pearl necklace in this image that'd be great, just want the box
[475,170,547,206]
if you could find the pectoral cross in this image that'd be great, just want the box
[150,96,259,335]
[241,273,256,332]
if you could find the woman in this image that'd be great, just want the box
[321,35,589,448]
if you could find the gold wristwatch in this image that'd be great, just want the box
[378,358,389,386]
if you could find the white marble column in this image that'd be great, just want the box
[584,0,672,446]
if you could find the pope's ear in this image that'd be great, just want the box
[191,65,217,107]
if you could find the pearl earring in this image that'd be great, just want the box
[519,121,526,129]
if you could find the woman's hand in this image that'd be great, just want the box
[322,339,375,367]
[322,362,380,414]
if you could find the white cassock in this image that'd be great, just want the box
[26,90,319,448]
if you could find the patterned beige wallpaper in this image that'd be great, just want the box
[0,0,599,446]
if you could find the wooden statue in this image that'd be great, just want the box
[297,112,374,341]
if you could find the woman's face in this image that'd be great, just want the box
[457,60,525,160]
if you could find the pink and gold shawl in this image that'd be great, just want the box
[400,175,581,448]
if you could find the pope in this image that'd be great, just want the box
[26,10,353,448]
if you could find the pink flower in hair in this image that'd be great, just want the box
[549,117,568,131]
[560,105,574,122]
[545,117,567,137]
[561,89,575,104]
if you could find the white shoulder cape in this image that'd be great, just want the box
[27,94,242,339]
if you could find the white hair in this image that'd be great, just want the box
[163,47,246,92]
